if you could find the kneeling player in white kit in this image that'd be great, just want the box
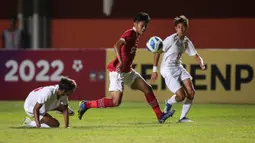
[23,77,77,128]
[151,15,205,123]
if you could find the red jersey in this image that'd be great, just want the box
[107,28,140,72]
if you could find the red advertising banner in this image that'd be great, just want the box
[0,49,106,100]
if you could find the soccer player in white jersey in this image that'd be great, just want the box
[23,77,77,128]
[151,15,205,123]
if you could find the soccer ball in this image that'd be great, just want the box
[146,36,163,53]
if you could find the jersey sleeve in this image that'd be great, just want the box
[185,40,197,56]
[120,30,133,44]
[36,88,52,104]
[162,36,174,52]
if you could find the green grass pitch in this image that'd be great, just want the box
[0,101,254,143]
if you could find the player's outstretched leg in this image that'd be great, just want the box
[144,92,176,123]
[78,100,88,120]
[131,77,176,123]
[77,98,115,120]
[78,92,122,120]
[158,109,176,124]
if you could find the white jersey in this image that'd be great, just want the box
[160,33,197,70]
[24,85,68,115]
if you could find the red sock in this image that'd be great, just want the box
[85,97,115,108]
[145,92,163,120]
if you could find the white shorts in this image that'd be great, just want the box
[161,66,192,93]
[24,103,44,120]
[109,69,141,92]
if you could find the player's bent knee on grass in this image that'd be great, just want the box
[40,114,60,127]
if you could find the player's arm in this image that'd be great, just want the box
[113,39,125,72]
[194,54,205,70]
[56,104,69,128]
[114,39,125,63]
[185,39,205,70]
[62,105,69,128]
[33,103,43,128]
[151,37,172,82]
[55,97,70,128]
[150,53,161,83]
[34,89,51,128]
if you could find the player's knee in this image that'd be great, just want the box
[55,120,60,127]
[187,90,195,100]
[50,119,60,128]
[187,95,194,101]
[112,99,121,107]
[187,90,195,97]
[175,94,185,102]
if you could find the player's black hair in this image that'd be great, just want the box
[174,15,189,28]
[58,76,77,92]
[133,12,150,23]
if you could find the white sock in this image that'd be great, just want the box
[40,123,50,128]
[26,121,36,127]
[167,95,177,105]
[26,121,50,128]
[180,98,193,119]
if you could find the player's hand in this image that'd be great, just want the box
[200,64,206,70]
[117,62,123,72]
[151,72,158,83]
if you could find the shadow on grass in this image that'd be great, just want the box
[10,126,54,129]
[9,121,170,130]
[72,122,167,129]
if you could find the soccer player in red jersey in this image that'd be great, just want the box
[78,12,175,123]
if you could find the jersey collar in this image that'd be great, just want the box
[174,33,188,42]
